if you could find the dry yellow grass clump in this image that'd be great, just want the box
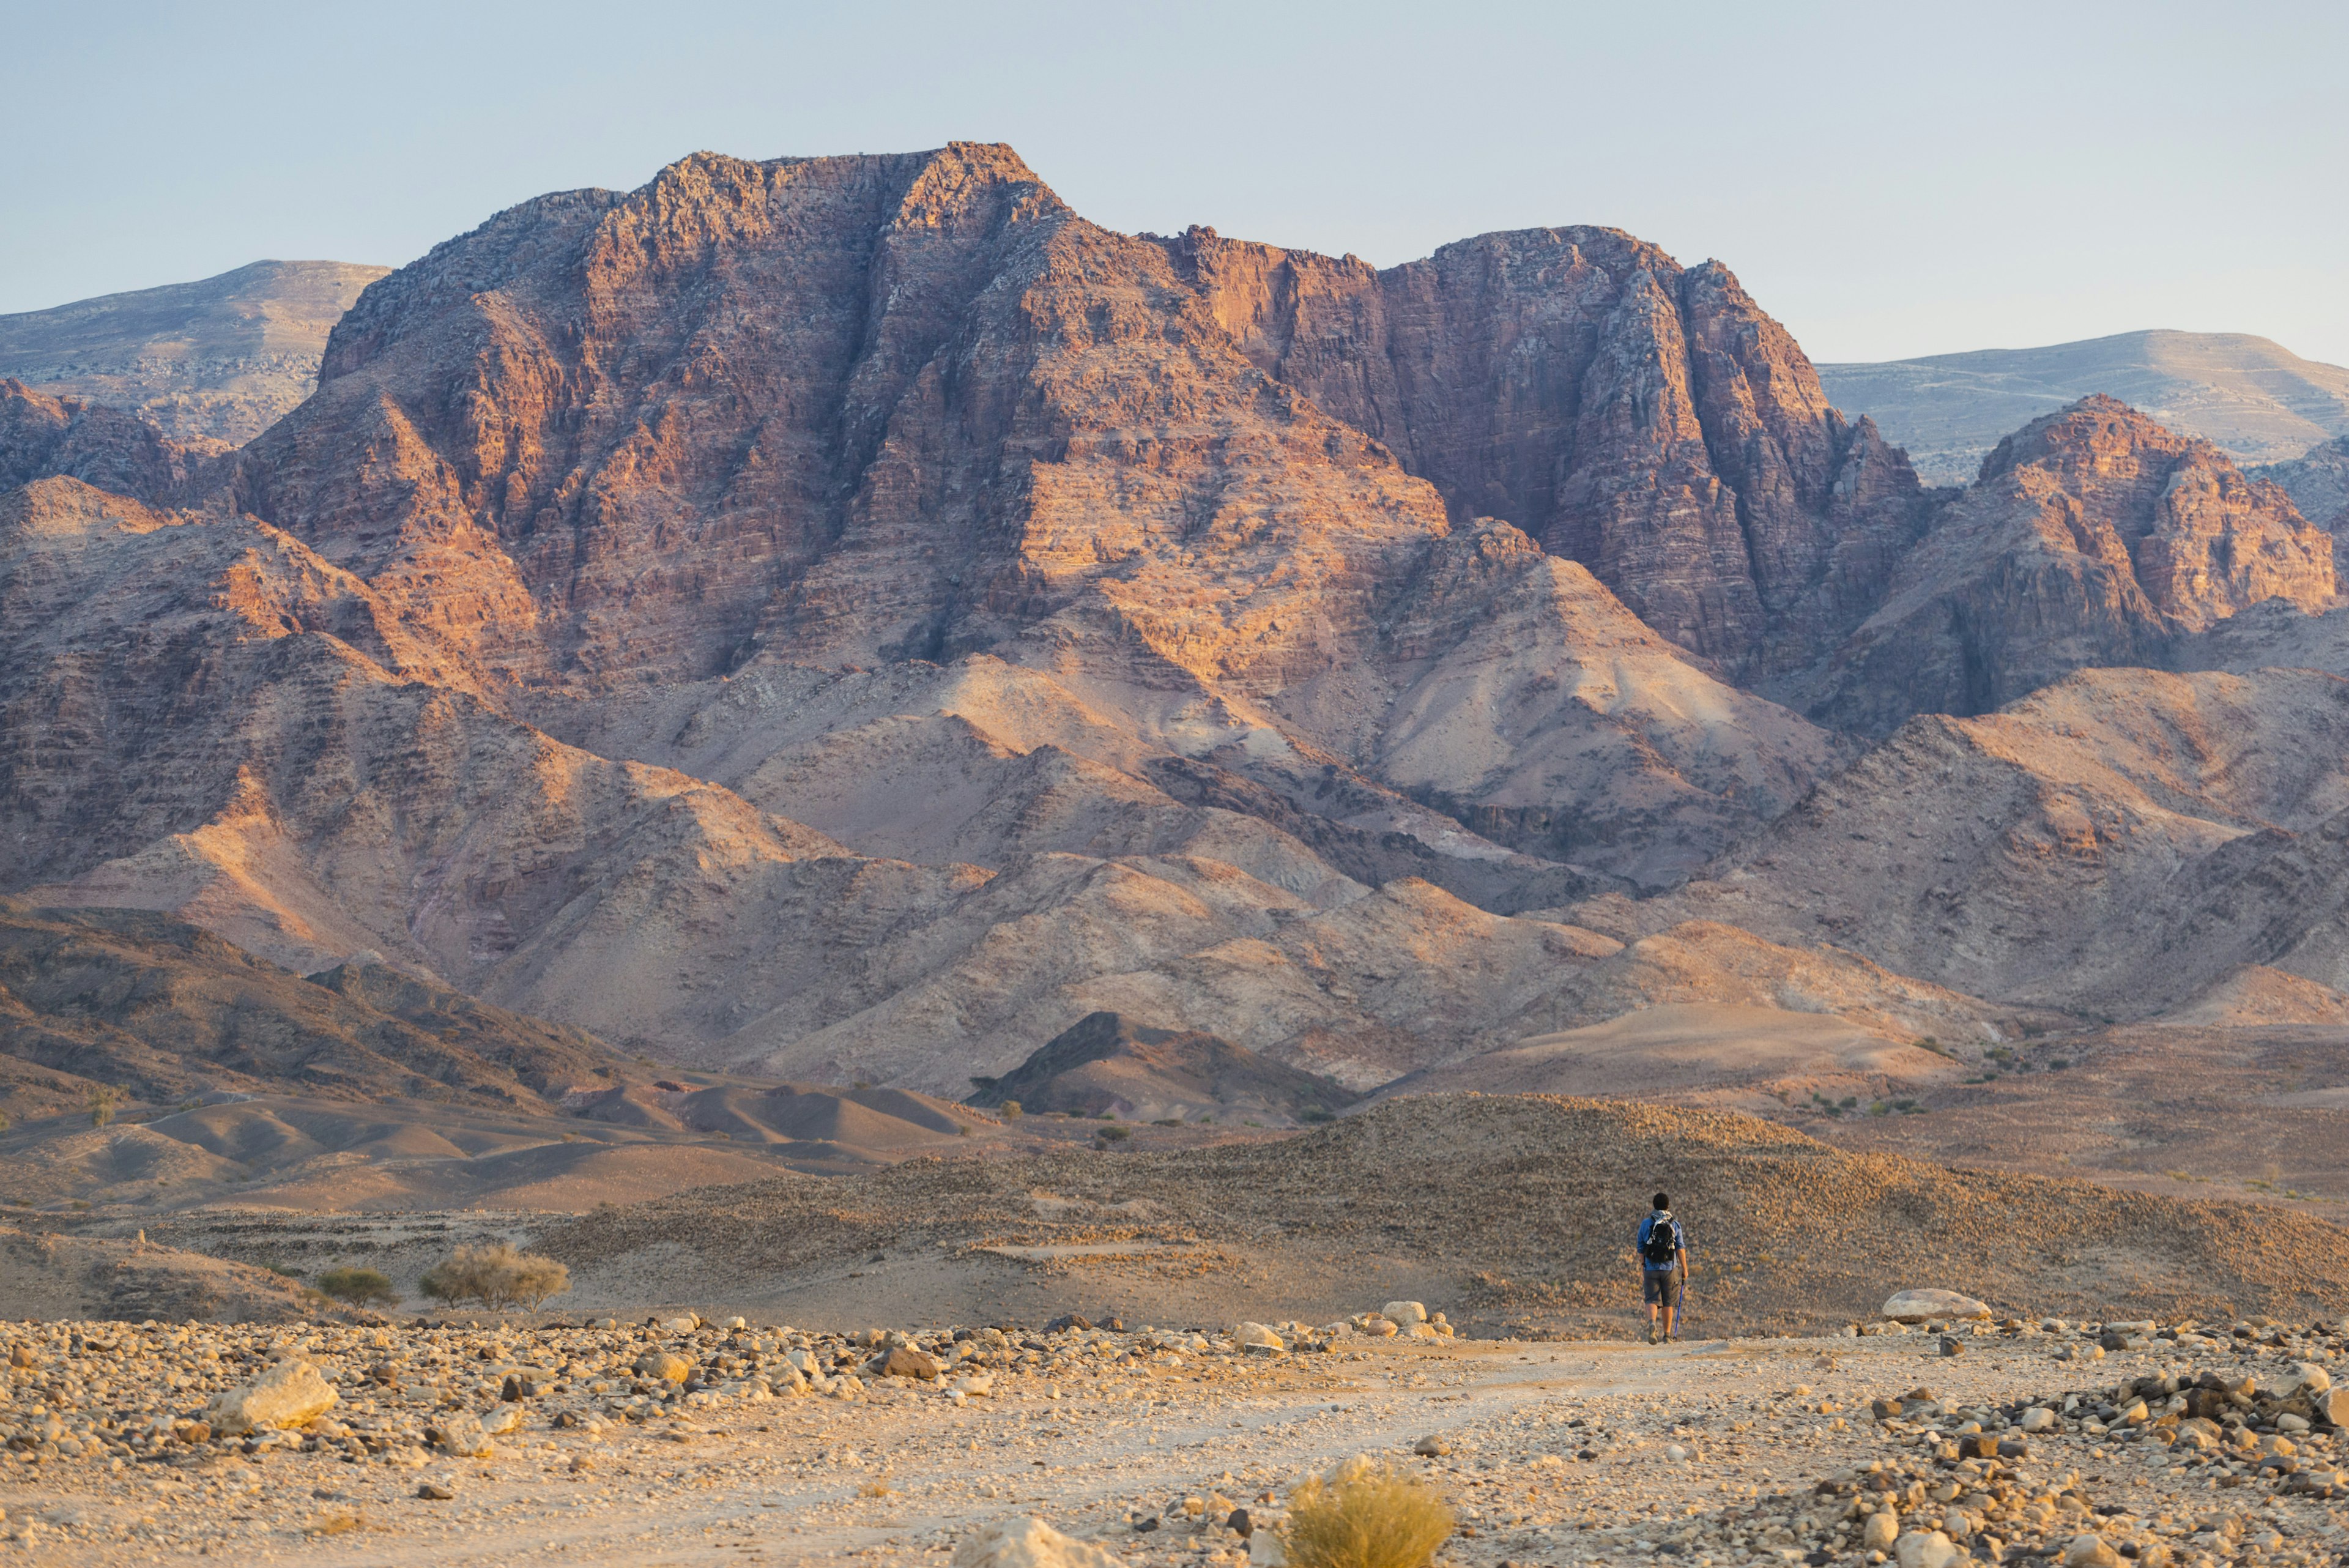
[1283,1457,1455,1568]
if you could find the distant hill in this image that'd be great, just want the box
[967,1011,1360,1126]
[1819,330,2349,484]
[0,259,385,449]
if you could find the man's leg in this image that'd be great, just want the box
[1661,1271,1680,1340]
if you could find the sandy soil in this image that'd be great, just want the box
[4,1317,2344,1566]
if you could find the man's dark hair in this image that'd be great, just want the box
[1653,1191,1670,1210]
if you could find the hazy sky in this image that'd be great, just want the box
[7,0,2344,365]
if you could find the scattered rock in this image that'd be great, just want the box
[2064,1533,2120,1568]
[1895,1529,1959,1568]
[881,1345,942,1380]
[1233,1323,1286,1353]
[1412,1435,1450,1457]
[1382,1301,1428,1325]
[636,1351,692,1383]
[427,1414,492,1457]
[1937,1336,1965,1356]
[206,1358,336,1435]
[1863,1511,1901,1551]
[416,1483,454,1501]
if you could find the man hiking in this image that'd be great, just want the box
[1637,1191,1688,1343]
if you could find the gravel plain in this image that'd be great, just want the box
[3,1308,2345,1567]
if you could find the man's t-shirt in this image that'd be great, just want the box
[1637,1211,1685,1273]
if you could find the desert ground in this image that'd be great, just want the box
[2,1308,2344,1566]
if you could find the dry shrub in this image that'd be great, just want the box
[1283,1458,1453,1568]
[316,1266,396,1307]
[418,1243,571,1310]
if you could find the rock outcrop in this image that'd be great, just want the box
[1172,224,1934,674]
[0,379,211,502]
[1814,396,2336,732]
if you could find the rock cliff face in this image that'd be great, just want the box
[1813,396,2336,732]
[1170,225,1932,675]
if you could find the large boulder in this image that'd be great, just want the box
[1881,1290,1990,1323]
[954,1517,1125,1568]
[205,1358,336,1435]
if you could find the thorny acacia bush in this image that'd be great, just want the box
[1283,1457,1455,1568]
[418,1243,570,1310]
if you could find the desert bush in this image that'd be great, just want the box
[89,1086,122,1128]
[419,1243,571,1310]
[999,1100,1022,1120]
[316,1266,398,1307]
[1284,1457,1453,1568]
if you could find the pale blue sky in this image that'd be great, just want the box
[7,0,2343,365]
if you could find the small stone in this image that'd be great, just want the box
[881,1345,941,1380]
[1412,1435,1449,1457]
[416,1482,454,1501]
[636,1351,692,1383]
[1233,1323,1286,1353]
[1894,1530,1959,1568]
[662,1315,699,1334]
[2063,1534,2119,1568]
[427,1414,492,1457]
[2289,1362,2332,1395]
[1937,1336,1965,1357]
[1382,1301,1428,1325]
[1863,1512,1901,1551]
[2020,1407,2057,1432]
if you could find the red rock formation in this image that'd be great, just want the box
[232,148,1921,695]
[1170,226,1932,674]
[0,379,210,502]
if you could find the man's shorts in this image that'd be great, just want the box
[1642,1266,1682,1306]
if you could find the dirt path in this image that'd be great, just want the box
[6,1318,2345,1566]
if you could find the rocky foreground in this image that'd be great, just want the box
[2,1306,2343,1567]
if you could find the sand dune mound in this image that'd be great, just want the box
[541,1093,2349,1334]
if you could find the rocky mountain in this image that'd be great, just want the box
[1590,663,2349,1019]
[9,143,2349,1102]
[1820,330,2349,484]
[0,260,387,451]
[1809,396,2335,733]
